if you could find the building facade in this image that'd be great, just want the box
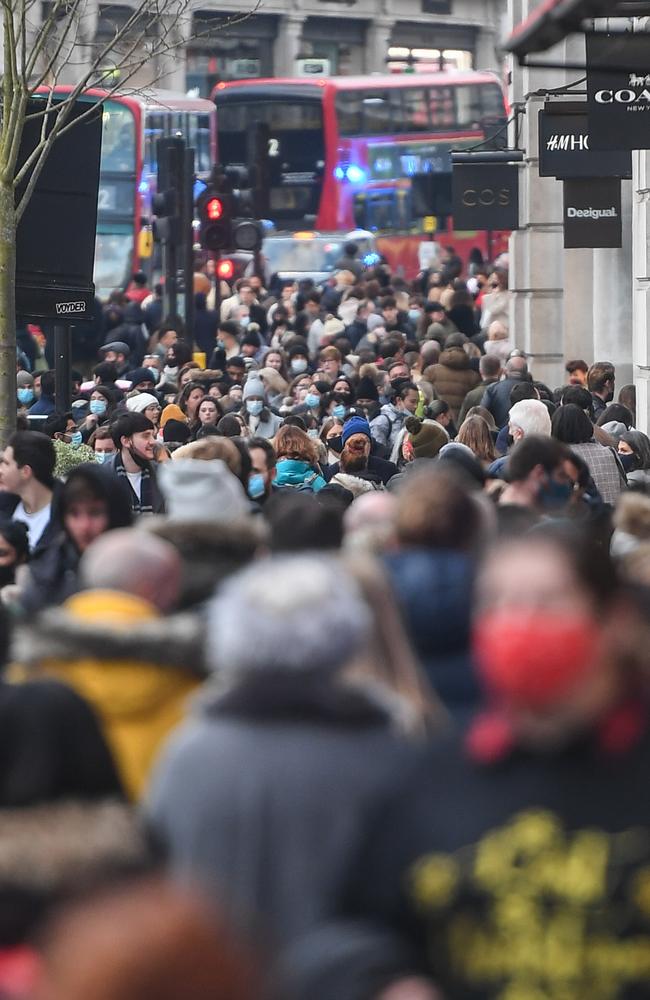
[182,0,503,95]
[50,0,504,94]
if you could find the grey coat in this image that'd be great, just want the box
[145,673,419,945]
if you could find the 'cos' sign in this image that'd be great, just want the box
[461,186,512,208]
[452,164,519,231]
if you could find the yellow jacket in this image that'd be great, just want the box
[12,589,204,800]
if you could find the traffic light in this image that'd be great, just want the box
[216,258,235,281]
[233,218,264,252]
[152,188,177,243]
[154,138,185,244]
[198,188,233,251]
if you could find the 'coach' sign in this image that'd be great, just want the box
[451,163,519,231]
[563,177,622,248]
[587,33,650,151]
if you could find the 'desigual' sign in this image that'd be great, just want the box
[538,103,631,178]
[563,177,622,248]
[587,33,650,151]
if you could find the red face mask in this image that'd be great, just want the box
[473,611,600,710]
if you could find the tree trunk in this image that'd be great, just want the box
[0,181,16,450]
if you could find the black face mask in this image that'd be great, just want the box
[327,435,343,455]
[127,445,150,470]
[0,564,16,587]
[619,452,638,474]
[334,392,351,404]
[506,433,515,449]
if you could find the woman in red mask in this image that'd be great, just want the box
[345,528,650,1000]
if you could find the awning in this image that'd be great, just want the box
[505,0,650,58]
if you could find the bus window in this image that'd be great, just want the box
[455,85,483,130]
[336,91,363,135]
[427,87,455,129]
[144,113,164,173]
[482,84,507,119]
[401,88,431,132]
[101,102,136,173]
[195,114,212,173]
[360,90,402,135]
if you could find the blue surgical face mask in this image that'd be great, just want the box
[291,358,308,375]
[70,431,83,448]
[95,450,112,464]
[247,473,266,500]
[307,428,319,439]
[89,399,107,415]
[408,308,422,324]
[240,315,250,328]
[305,393,320,409]
[216,339,225,350]
[333,404,346,420]
[17,388,34,405]
[247,399,264,417]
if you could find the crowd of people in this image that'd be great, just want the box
[2,248,650,999]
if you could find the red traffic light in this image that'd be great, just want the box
[217,258,235,280]
[206,197,223,221]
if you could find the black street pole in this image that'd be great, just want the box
[54,323,71,413]
[183,146,195,351]
[164,237,178,322]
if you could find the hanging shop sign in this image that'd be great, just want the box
[587,33,650,151]
[563,177,622,248]
[539,103,631,178]
[451,163,519,230]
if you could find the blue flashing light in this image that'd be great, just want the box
[261,218,275,231]
[345,164,366,185]
[138,179,149,195]
[363,251,381,267]
[193,178,207,200]
[334,165,345,180]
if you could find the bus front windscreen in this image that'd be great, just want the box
[216,96,325,224]
[95,101,137,295]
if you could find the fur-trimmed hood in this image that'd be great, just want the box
[140,516,266,608]
[614,492,650,539]
[13,605,205,674]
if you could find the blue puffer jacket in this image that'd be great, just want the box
[383,548,479,724]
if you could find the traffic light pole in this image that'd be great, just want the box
[212,252,221,321]
[54,323,72,413]
[183,147,195,351]
[163,238,178,324]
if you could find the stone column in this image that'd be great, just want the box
[563,249,593,368]
[633,149,650,433]
[508,0,567,390]
[273,13,304,77]
[156,4,192,91]
[365,17,394,75]
[592,179,633,387]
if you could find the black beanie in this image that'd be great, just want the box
[355,376,379,401]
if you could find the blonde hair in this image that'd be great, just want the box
[457,415,496,463]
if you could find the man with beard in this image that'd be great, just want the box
[324,416,398,487]
[105,413,165,516]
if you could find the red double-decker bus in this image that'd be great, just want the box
[213,72,509,278]
[48,88,217,299]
